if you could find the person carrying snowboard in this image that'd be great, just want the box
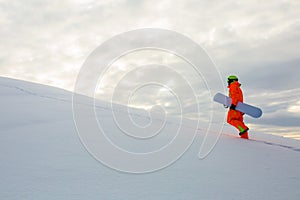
[227,75,249,139]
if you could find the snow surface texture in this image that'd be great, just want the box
[0,77,300,200]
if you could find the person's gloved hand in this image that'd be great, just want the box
[230,104,236,110]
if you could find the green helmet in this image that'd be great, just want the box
[227,75,238,84]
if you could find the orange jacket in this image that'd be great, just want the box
[228,81,243,105]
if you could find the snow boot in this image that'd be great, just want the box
[240,131,249,139]
[239,128,249,139]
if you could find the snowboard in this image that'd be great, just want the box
[213,93,262,118]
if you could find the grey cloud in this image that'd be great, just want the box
[244,88,300,129]
[242,59,300,91]
[248,112,300,127]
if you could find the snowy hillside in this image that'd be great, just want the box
[0,77,300,200]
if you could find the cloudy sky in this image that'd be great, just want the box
[1,0,300,138]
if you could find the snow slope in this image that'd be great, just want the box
[0,77,300,200]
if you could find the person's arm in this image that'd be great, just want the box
[229,85,239,109]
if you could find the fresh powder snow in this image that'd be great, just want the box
[1,77,299,200]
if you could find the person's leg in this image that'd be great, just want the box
[237,113,249,139]
[227,110,249,135]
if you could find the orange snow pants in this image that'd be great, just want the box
[227,109,248,133]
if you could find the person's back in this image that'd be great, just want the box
[228,81,243,104]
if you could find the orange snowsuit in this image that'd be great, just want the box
[227,81,249,138]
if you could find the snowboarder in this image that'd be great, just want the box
[227,75,249,139]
